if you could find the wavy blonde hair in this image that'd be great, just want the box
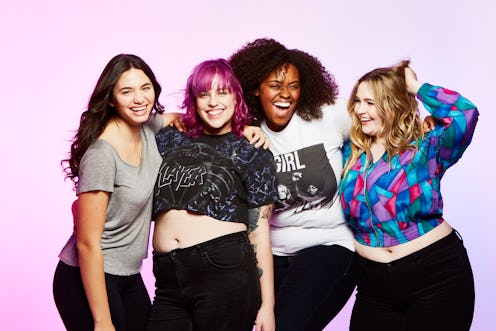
[343,60,423,175]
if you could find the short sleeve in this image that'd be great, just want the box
[146,113,164,134]
[320,100,351,142]
[333,99,352,140]
[76,140,116,195]
[155,126,188,156]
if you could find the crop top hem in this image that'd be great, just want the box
[353,218,445,247]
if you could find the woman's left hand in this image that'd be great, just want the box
[243,126,270,149]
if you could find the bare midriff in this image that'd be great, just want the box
[152,209,247,253]
[355,221,453,263]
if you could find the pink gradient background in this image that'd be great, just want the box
[1,1,494,330]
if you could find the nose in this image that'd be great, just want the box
[133,91,145,104]
[208,93,218,106]
[354,101,365,114]
[279,87,289,99]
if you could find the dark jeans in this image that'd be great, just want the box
[53,260,151,331]
[273,244,355,331]
[146,231,261,331]
[350,230,475,331]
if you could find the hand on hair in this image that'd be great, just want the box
[404,67,423,95]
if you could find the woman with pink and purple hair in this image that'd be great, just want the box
[146,59,279,331]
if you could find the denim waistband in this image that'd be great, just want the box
[153,231,248,257]
[354,229,462,268]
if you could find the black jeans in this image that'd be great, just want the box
[53,260,151,331]
[273,244,355,331]
[146,231,261,331]
[350,230,475,331]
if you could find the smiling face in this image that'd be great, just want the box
[196,75,235,135]
[111,68,155,127]
[353,81,384,138]
[256,63,301,132]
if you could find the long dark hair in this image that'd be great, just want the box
[62,54,165,188]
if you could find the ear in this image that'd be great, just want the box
[108,95,115,108]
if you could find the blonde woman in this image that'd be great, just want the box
[340,61,478,331]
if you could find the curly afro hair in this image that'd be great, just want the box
[229,38,338,124]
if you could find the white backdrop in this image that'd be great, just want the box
[0,1,494,330]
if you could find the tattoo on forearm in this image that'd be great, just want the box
[247,205,273,234]
[261,205,273,220]
[250,243,263,277]
[247,208,260,234]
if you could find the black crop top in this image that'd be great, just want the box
[153,127,278,224]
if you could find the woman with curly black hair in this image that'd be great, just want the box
[229,38,356,331]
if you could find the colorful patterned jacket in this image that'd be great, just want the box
[340,83,479,247]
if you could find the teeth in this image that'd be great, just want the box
[208,109,223,115]
[131,106,146,112]
[274,102,291,108]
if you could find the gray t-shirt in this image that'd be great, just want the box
[58,114,163,275]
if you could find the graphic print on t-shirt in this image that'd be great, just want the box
[273,143,337,213]
[154,143,237,218]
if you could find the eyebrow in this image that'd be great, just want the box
[118,82,152,91]
[266,79,300,84]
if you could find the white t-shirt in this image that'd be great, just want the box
[261,100,355,255]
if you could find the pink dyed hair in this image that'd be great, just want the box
[182,58,251,138]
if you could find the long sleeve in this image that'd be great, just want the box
[417,83,479,173]
[340,84,479,247]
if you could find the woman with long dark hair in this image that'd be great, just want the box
[53,54,171,331]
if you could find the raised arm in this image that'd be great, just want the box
[248,204,276,331]
[405,66,479,171]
